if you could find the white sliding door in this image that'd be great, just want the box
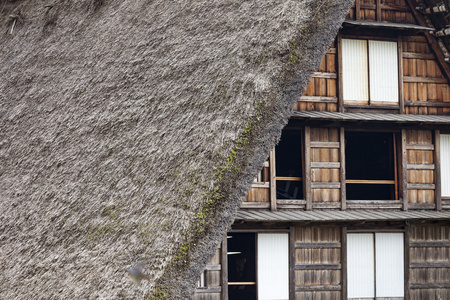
[375,233,404,297]
[257,233,289,300]
[441,134,450,197]
[347,234,375,298]
[342,39,369,103]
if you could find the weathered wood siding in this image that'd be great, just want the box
[294,226,342,300]
[406,130,436,208]
[192,247,222,300]
[409,225,450,299]
[347,0,415,24]
[242,160,271,209]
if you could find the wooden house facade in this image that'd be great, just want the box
[193,1,450,299]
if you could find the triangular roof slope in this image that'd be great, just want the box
[0,0,353,298]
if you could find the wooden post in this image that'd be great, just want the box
[435,130,442,211]
[376,0,382,22]
[404,224,410,300]
[340,127,347,210]
[341,227,347,300]
[355,0,361,20]
[289,226,295,300]
[398,35,404,114]
[337,34,345,113]
[269,149,277,211]
[221,235,228,300]
[304,126,312,210]
[401,129,408,210]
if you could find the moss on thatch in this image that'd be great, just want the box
[0,0,353,298]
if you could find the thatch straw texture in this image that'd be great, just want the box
[0,0,352,298]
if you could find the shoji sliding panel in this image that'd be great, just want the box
[441,134,450,197]
[368,40,399,103]
[375,233,404,298]
[347,234,375,299]
[342,39,369,103]
[257,233,289,300]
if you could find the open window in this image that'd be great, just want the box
[275,130,303,199]
[347,233,404,299]
[345,131,397,200]
[342,38,399,105]
[227,233,289,300]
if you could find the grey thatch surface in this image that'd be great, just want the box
[0,0,353,299]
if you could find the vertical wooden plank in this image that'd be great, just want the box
[398,35,405,114]
[340,127,346,210]
[337,34,344,112]
[355,0,361,20]
[435,130,442,211]
[376,0,381,22]
[289,226,295,300]
[269,148,277,211]
[402,129,408,210]
[305,126,312,211]
[404,224,410,300]
[341,226,347,300]
[221,235,228,300]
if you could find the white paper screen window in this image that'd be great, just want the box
[257,233,289,300]
[375,233,404,297]
[347,233,375,298]
[342,39,369,102]
[441,134,450,197]
[369,40,399,103]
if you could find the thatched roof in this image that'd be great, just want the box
[0,0,353,298]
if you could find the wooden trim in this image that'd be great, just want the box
[403,76,448,84]
[240,202,270,209]
[311,182,341,189]
[405,144,434,150]
[355,0,360,20]
[304,126,311,211]
[276,176,302,181]
[227,282,256,285]
[410,262,450,268]
[276,199,306,205]
[398,36,404,114]
[221,235,228,300]
[312,202,341,209]
[341,227,347,300]
[327,48,337,54]
[410,282,450,289]
[340,127,346,210]
[410,241,450,247]
[376,0,381,22]
[311,162,340,169]
[269,149,277,211]
[205,264,221,271]
[402,52,435,60]
[310,141,340,148]
[407,164,435,170]
[312,72,337,79]
[404,100,450,107]
[250,182,270,188]
[295,285,341,292]
[407,183,435,190]
[337,34,344,112]
[346,179,395,184]
[299,96,338,103]
[408,203,436,209]
[195,286,221,293]
[295,264,341,270]
[435,130,442,211]
[401,129,407,211]
[404,225,410,300]
[295,242,341,248]
[289,226,295,300]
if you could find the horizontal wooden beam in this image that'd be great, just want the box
[402,52,435,60]
[250,182,269,188]
[410,241,450,247]
[205,264,221,271]
[295,242,341,249]
[407,164,435,170]
[295,264,341,270]
[407,183,435,190]
[311,162,340,169]
[410,282,450,289]
[403,76,448,84]
[410,262,450,268]
[299,96,338,103]
[240,202,270,209]
[404,100,450,108]
[312,72,337,79]
[311,182,341,189]
[406,144,434,150]
[312,202,341,209]
[346,179,395,184]
[228,282,256,286]
[276,176,302,181]
[194,286,222,293]
[310,141,340,148]
[295,285,341,292]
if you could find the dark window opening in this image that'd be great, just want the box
[345,131,396,200]
[227,233,256,300]
[275,130,303,199]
